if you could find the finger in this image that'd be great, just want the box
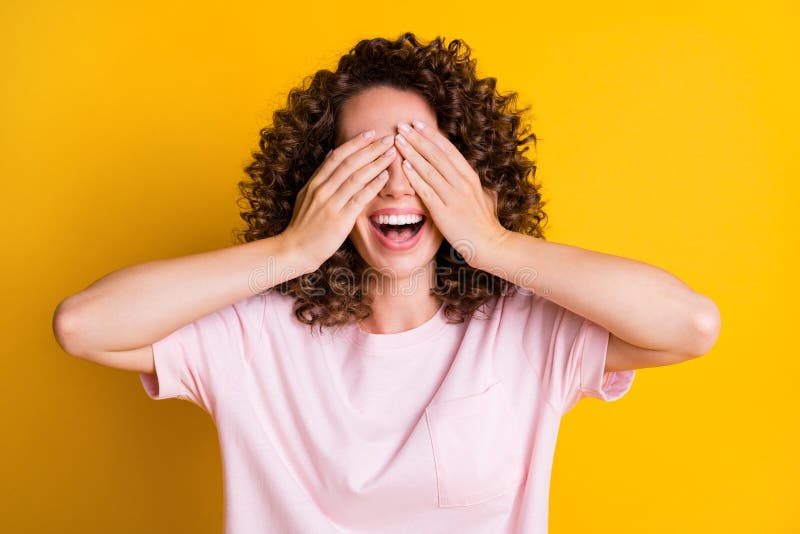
[316,134,395,199]
[330,144,397,211]
[322,129,376,170]
[342,169,391,217]
[396,123,463,187]
[410,120,476,178]
[305,129,380,195]
[395,133,451,197]
[401,157,445,210]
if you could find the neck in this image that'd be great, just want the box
[358,260,440,334]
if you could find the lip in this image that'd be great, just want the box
[368,212,427,251]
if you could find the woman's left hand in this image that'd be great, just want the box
[394,120,509,269]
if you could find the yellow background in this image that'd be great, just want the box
[3,0,797,532]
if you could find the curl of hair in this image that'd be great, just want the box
[235,32,548,334]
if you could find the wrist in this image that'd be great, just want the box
[471,226,513,274]
[274,232,320,278]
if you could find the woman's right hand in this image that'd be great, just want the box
[279,129,398,274]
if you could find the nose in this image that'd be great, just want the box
[378,154,416,198]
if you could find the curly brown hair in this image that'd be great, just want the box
[234,32,548,333]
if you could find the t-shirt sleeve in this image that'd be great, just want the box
[518,291,635,416]
[138,295,267,414]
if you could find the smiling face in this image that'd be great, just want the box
[335,85,444,279]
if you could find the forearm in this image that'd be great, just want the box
[477,232,720,356]
[53,234,310,358]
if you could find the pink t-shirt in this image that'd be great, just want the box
[140,287,635,533]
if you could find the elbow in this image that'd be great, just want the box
[52,297,90,358]
[687,296,722,358]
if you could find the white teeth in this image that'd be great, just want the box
[372,213,423,225]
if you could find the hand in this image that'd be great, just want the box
[280,130,397,273]
[393,120,509,270]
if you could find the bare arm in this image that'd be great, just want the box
[52,234,313,369]
[475,232,721,367]
[53,129,398,373]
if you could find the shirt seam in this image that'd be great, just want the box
[244,292,269,367]
[341,314,450,350]
[520,343,563,416]
[213,297,266,413]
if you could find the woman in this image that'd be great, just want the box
[53,33,721,533]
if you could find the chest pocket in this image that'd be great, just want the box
[424,380,527,508]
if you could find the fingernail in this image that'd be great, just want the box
[379,170,389,179]
[384,146,397,157]
[412,120,426,130]
[381,134,394,145]
[397,122,411,134]
[362,129,376,139]
[395,134,408,146]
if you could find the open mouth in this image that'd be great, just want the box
[369,214,426,243]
